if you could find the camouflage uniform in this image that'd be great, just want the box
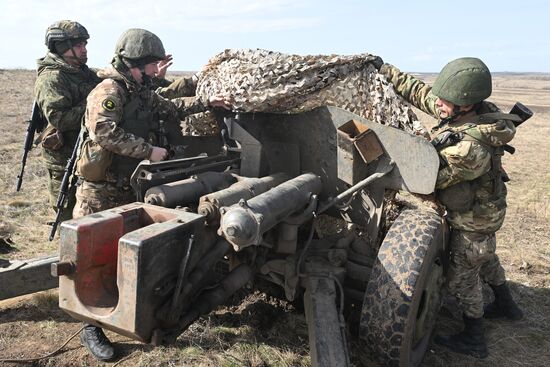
[155,75,197,99]
[380,64,514,318]
[35,52,101,219]
[73,60,207,218]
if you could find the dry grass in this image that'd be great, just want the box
[1,70,549,366]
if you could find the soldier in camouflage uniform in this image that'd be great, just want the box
[376,57,523,359]
[35,20,101,221]
[73,28,229,361]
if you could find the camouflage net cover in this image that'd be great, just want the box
[182,48,427,136]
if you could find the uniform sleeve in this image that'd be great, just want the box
[151,76,172,89]
[379,63,439,118]
[435,140,492,189]
[35,71,85,132]
[155,76,197,99]
[152,93,207,121]
[85,81,152,160]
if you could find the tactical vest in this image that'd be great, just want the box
[38,64,101,169]
[435,112,521,213]
[107,86,157,186]
[76,81,162,183]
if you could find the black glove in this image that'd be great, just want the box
[365,55,384,71]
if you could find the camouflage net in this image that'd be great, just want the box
[182,48,427,136]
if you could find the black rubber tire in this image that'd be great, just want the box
[359,208,446,367]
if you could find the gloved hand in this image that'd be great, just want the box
[365,55,384,71]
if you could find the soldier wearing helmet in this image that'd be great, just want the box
[375,58,523,359]
[35,20,101,221]
[72,29,230,361]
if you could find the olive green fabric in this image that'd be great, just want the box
[35,51,100,219]
[35,52,101,171]
[114,28,165,64]
[431,57,492,106]
[447,230,506,318]
[45,20,89,53]
[155,76,197,99]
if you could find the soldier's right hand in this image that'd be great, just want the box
[208,95,232,110]
[150,146,168,162]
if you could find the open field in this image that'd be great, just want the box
[0,69,549,366]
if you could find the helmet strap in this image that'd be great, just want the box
[63,39,84,67]
[139,65,153,87]
[432,104,475,132]
[448,104,474,122]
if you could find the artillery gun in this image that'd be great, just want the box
[49,106,446,366]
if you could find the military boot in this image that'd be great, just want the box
[435,315,488,359]
[80,324,115,361]
[484,282,523,320]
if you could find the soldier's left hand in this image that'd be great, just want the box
[208,95,232,110]
[157,54,174,79]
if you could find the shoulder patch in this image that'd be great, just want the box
[102,98,116,111]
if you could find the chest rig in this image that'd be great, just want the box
[108,83,158,186]
[433,112,521,213]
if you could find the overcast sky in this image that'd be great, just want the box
[1,0,548,72]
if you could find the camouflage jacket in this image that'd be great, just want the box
[78,64,206,184]
[155,75,197,99]
[35,52,101,169]
[380,64,516,233]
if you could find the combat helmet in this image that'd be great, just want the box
[115,29,166,67]
[45,20,89,54]
[432,57,492,106]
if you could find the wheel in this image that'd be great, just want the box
[359,208,446,367]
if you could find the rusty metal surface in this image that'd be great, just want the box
[304,275,350,367]
[0,255,59,300]
[58,203,206,342]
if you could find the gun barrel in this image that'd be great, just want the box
[219,173,322,251]
[15,127,34,192]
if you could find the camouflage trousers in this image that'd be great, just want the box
[446,230,507,318]
[47,168,76,222]
[73,180,136,219]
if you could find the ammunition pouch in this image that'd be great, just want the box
[39,125,64,151]
[76,139,113,182]
[436,181,475,212]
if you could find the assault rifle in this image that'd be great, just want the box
[504,102,533,154]
[509,101,533,127]
[49,135,80,241]
[15,101,47,191]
